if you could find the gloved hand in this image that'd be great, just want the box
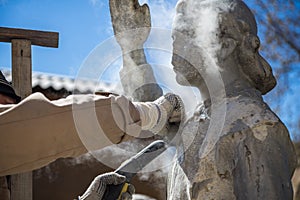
[151,93,184,135]
[156,93,183,122]
[79,172,135,200]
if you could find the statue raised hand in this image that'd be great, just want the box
[109,0,162,102]
[109,0,151,51]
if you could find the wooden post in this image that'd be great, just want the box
[10,173,32,200]
[11,39,32,98]
[0,27,58,200]
[10,39,32,200]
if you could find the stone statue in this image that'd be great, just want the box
[168,0,297,199]
[110,0,297,199]
[109,0,162,101]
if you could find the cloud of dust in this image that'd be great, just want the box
[174,0,235,75]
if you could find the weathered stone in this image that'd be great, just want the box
[108,0,297,199]
[109,0,162,101]
[168,0,297,199]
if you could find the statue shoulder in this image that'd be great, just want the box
[223,96,282,136]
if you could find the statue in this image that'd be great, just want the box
[109,0,162,101]
[169,0,297,199]
[110,0,297,199]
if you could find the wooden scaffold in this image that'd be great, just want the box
[0,27,59,200]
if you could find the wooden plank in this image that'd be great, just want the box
[10,39,33,200]
[0,27,58,48]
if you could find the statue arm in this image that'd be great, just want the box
[109,0,162,101]
[120,50,163,102]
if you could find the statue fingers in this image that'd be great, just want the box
[132,0,140,9]
[119,0,138,12]
[139,3,151,27]
[109,0,120,16]
[109,0,138,20]
[109,0,120,33]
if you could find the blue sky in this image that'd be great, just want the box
[0,0,114,75]
[0,0,177,76]
[0,0,259,77]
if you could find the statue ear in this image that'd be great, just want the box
[237,19,250,33]
[220,38,237,59]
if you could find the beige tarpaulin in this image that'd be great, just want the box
[0,93,141,176]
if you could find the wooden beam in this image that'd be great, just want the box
[0,27,58,48]
[10,39,33,200]
[0,26,59,200]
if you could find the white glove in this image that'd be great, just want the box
[152,93,184,135]
[134,93,184,135]
[155,93,183,123]
[79,172,135,200]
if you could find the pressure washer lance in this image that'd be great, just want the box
[102,140,167,200]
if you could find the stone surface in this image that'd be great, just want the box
[292,142,300,200]
[109,0,298,199]
[109,0,162,101]
[168,0,297,199]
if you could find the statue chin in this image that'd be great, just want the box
[175,75,188,86]
[175,73,195,87]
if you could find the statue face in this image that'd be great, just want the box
[171,32,204,86]
[216,1,276,94]
[172,0,276,94]
[171,0,204,86]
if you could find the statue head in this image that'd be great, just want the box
[171,0,276,95]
